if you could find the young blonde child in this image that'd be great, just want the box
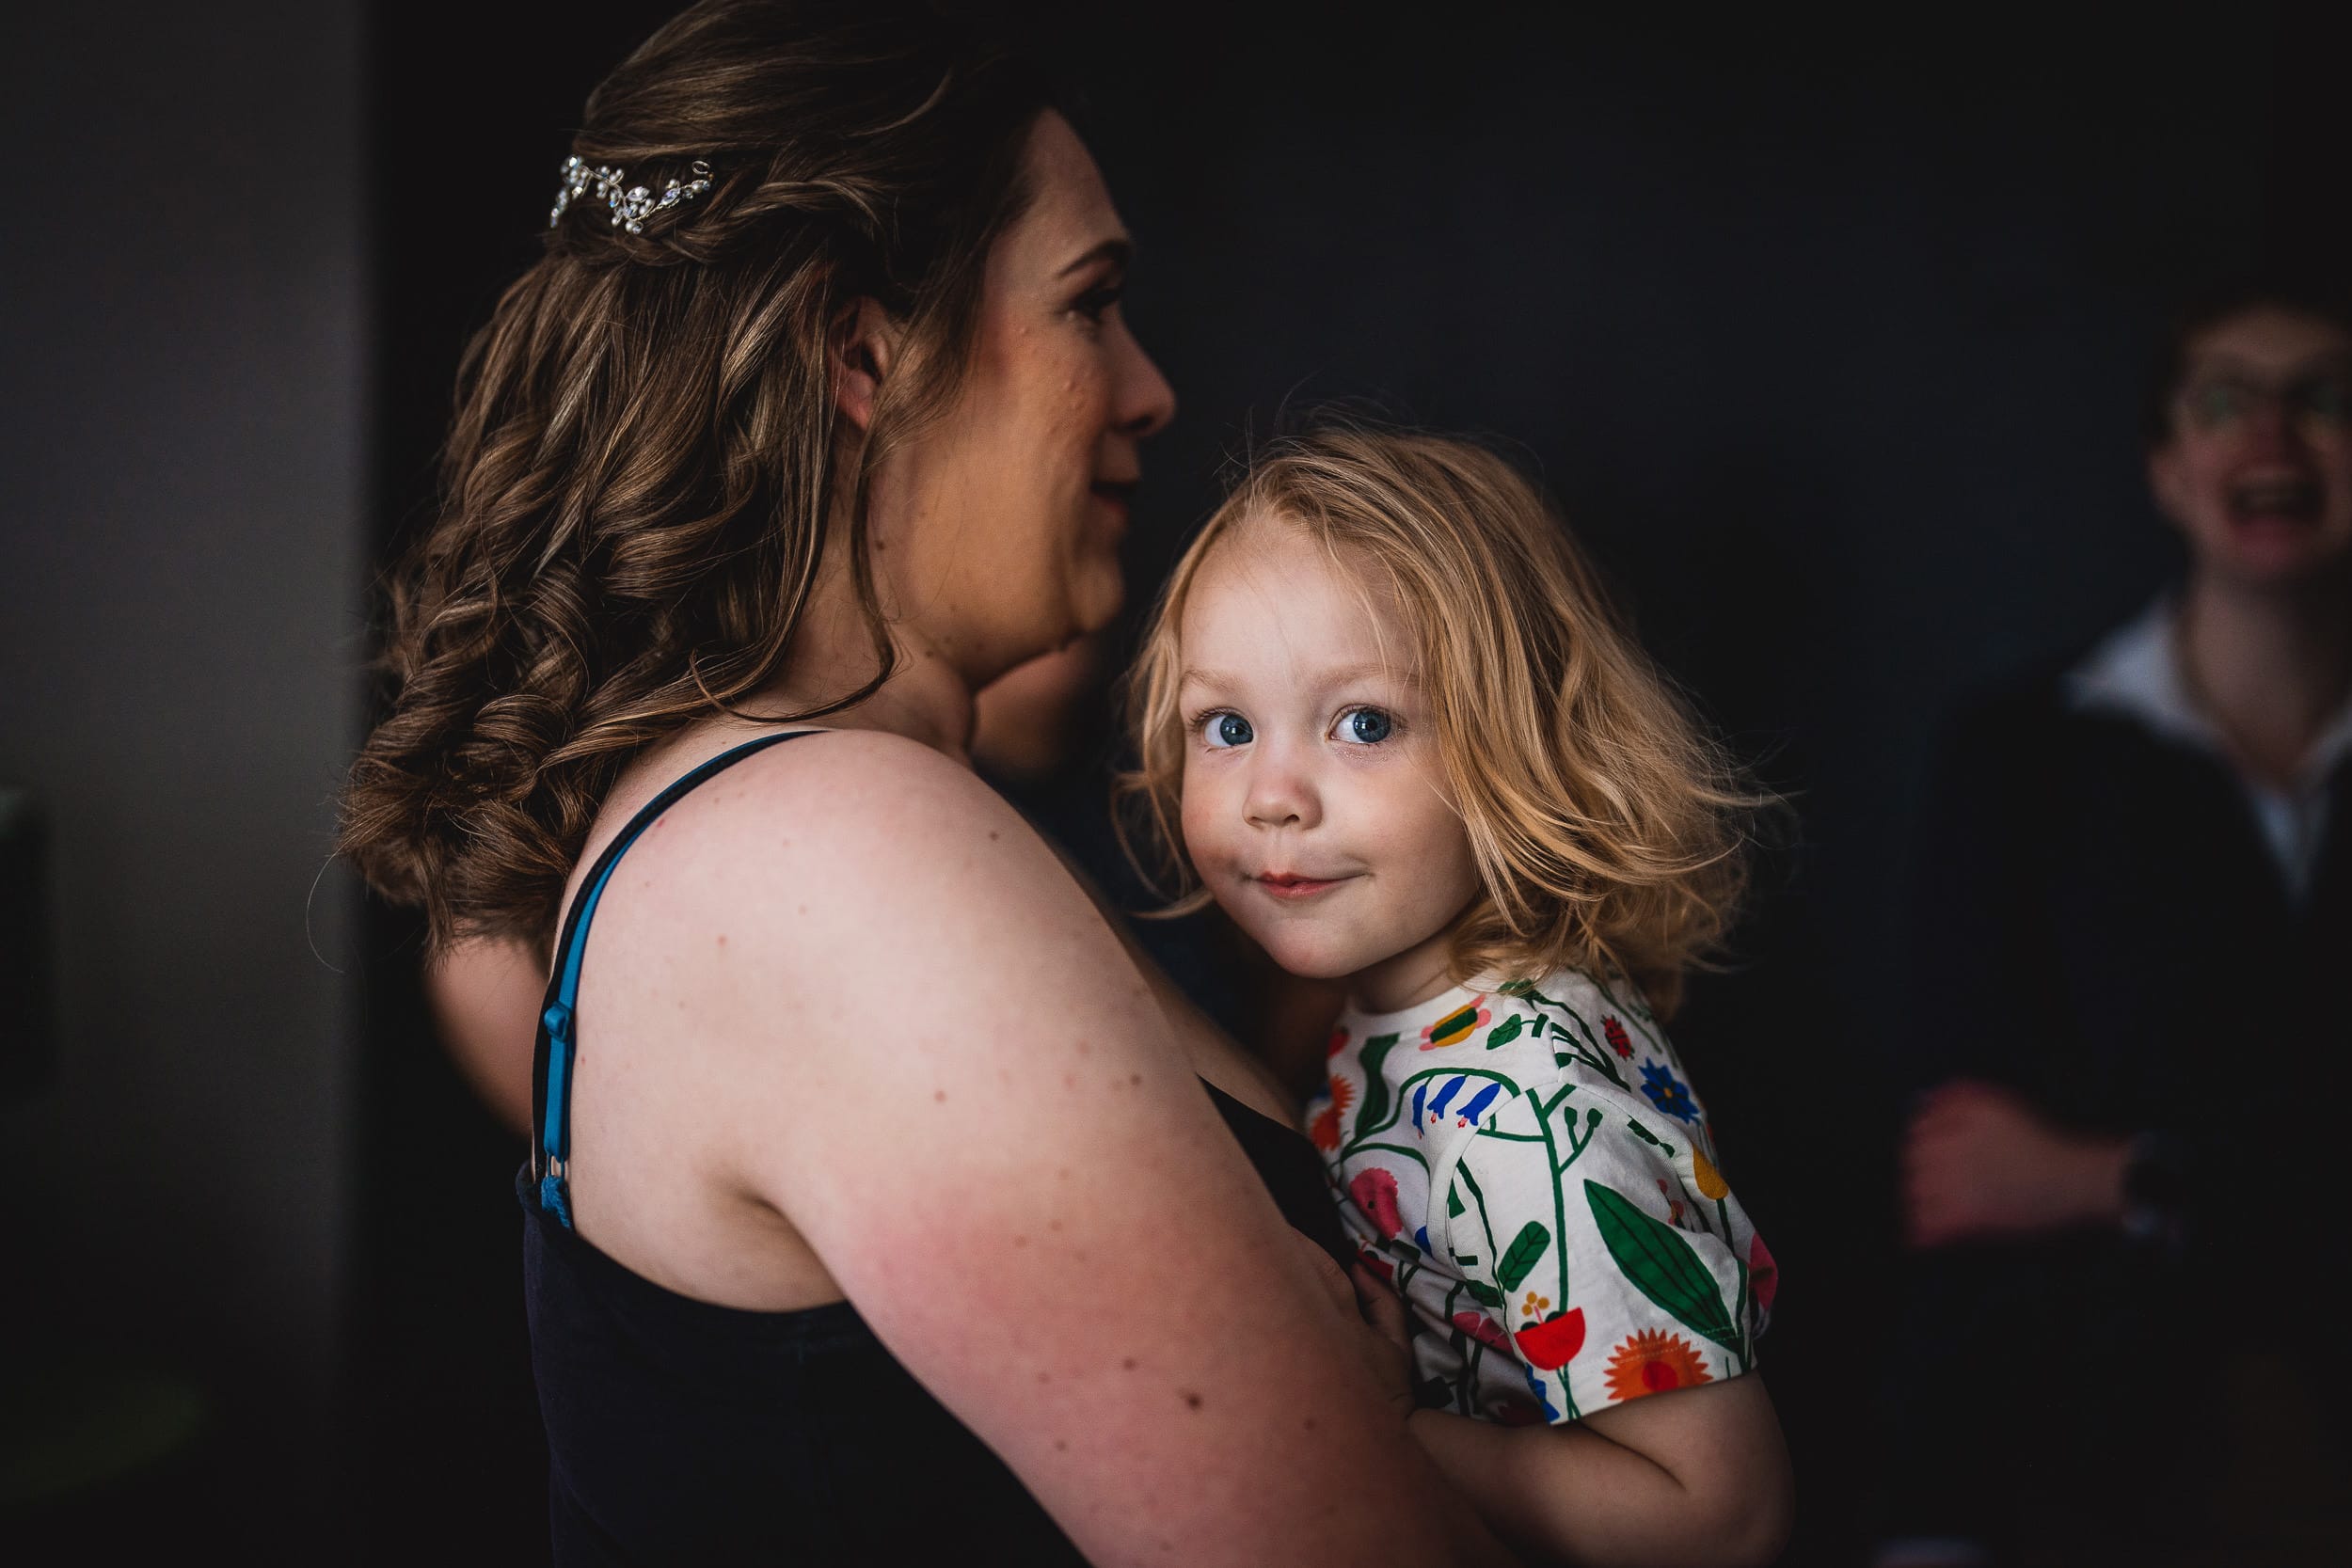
[1122,425,1793,1566]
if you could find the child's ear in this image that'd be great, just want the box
[828,296,899,433]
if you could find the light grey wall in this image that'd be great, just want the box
[0,0,364,1439]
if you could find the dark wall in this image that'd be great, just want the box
[0,1,365,1556]
[355,4,2341,1562]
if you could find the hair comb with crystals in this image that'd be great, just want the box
[549,154,714,234]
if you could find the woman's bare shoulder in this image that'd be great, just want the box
[636,727,1086,942]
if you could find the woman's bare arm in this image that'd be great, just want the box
[422,937,543,1137]
[1407,1376,1792,1568]
[623,732,1513,1567]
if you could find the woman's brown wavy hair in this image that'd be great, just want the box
[1120,424,1762,1018]
[342,0,1054,955]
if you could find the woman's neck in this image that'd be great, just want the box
[2178,567,2352,787]
[747,553,977,760]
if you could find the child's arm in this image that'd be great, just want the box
[1406,1375,1792,1568]
[1345,1190,1791,1568]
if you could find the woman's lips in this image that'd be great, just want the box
[1254,872,1354,901]
[1090,480,1136,524]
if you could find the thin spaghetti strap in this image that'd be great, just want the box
[532,728,822,1227]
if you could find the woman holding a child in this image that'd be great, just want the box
[342,3,1791,1562]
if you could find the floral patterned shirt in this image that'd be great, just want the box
[1307,970,1774,1425]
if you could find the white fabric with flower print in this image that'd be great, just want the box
[1307,969,1773,1426]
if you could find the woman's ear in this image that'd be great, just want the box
[829,296,898,434]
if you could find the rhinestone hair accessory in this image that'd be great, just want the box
[549,155,713,235]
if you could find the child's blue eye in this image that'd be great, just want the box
[1204,713,1253,749]
[1339,707,1393,745]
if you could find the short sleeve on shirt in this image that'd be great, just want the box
[1435,1081,1768,1425]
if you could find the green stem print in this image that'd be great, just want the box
[1584,1180,1745,1363]
[1622,1117,1677,1159]
[1504,987,1631,1091]
[1349,1033,1404,1134]
[1454,1161,1502,1260]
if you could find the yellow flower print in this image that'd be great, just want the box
[1519,1291,1551,1321]
[1692,1146,1729,1201]
[1419,995,1492,1051]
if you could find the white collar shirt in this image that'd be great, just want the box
[2065,596,2352,904]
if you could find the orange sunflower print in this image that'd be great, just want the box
[1309,1076,1354,1151]
[1601,1329,1713,1403]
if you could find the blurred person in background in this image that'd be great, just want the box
[1878,279,2352,1567]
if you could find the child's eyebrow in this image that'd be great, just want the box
[1311,661,1408,688]
[1177,661,1410,695]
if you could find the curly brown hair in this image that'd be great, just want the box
[342,0,1055,954]
[1120,424,1761,1018]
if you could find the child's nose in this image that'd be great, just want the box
[1244,749,1319,830]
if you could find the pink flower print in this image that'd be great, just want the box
[1419,997,1491,1050]
[1348,1168,1404,1239]
[1749,1231,1779,1317]
[1452,1311,1511,1353]
[1603,1015,1633,1057]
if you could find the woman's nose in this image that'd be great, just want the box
[1115,325,1176,438]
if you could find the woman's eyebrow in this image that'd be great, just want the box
[1057,236,1133,279]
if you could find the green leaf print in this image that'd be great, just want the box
[1484,1015,1525,1050]
[1494,1221,1550,1293]
[1623,1117,1677,1158]
[1352,1033,1404,1132]
[1583,1180,1742,1354]
[1462,1279,1504,1308]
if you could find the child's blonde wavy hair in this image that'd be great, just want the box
[1119,423,1759,1018]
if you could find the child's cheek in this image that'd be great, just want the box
[1177,771,1232,881]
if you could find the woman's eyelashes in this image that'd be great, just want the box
[1071,276,1125,325]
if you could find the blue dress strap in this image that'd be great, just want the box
[532,728,822,1228]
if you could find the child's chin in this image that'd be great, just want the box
[1254,930,1362,984]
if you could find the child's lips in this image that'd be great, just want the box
[1253,871,1355,901]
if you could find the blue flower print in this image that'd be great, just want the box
[1639,1059,1700,1123]
[1521,1363,1561,1422]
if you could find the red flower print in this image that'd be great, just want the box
[1452,1311,1511,1353]
[1513,1307,1586,1370]
[1356,1247,1394,1285]
[1309,1076,1354,1152]
[1749,1231,1779,1317]
[1603,1016,1633,1058]
[1601,1329,1711,1402]
[1327,1026,1350,1057]
[1348,1168,1404,1239]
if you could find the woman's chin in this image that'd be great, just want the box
[1067,565,1127,638]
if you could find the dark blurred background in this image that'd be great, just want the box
[4,2,2345,1561]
